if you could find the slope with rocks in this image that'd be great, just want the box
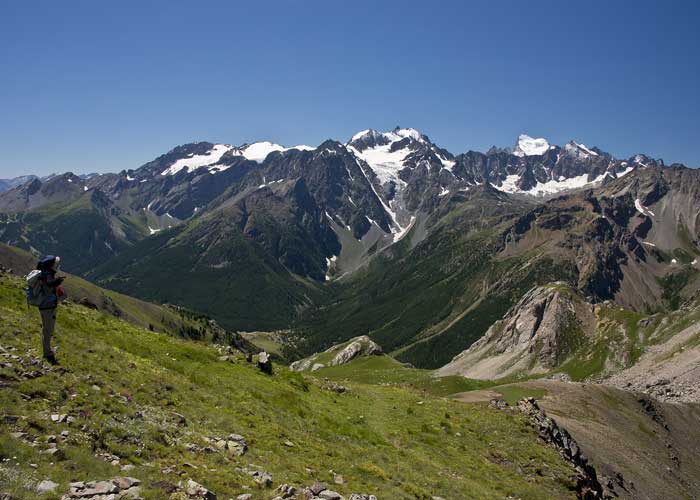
[0,272,583,500]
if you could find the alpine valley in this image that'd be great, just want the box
[2,129,700,499]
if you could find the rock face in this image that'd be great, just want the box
[290,336,383,372]
[331,337,382,366]
[515,398,609,500]
[438,284,594,379]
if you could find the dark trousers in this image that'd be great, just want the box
[40,308,56,358]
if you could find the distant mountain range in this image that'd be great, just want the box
[1,128,697,368]
[0,174,37,192]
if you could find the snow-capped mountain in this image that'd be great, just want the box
[158,142,315,176]
[0,127,668,281]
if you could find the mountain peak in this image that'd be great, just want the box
[563,140,599,159]
[348,127,428,149]
[391,127,424,142]
[512,134,552,157]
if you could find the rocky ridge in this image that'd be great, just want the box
[437,284,594,379]
[290,336,382,372]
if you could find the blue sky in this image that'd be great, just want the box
[2,0,699,177]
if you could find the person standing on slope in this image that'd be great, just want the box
[35,255,65,363]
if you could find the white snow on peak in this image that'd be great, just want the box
[350,129,373,142]
[240,141,286,163]
[345,128,429,186]
[564,141,598,158]
[392,128,423,141]
[161,144,233,176]
[241,142,314,163]
[349,127,425,146]
[512,134,552,157]
[632,154,652,167]
[161,142,315,175]
[348,143,411,186]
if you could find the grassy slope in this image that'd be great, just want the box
[0,243,215,339]
[0,273,577,500]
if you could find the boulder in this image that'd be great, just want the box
[309,482,327,495]
[276,484,296,498]
[184,479,217,500]
[257,352,272,374]
[319,490,344,499]
[331,337,382,366]
[36,480,59,494]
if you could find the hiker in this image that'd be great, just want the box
[26,255,65,363]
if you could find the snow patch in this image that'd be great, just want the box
[348,143,411,186]
[393,216,416,243]
[634,198,655,217]
[161,144,233,176]
[241,142,313,163]
[439,156,456,171]
[325,255,338,281]
[493,174,522,193]
[493,169,614,196]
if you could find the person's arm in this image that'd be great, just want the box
[45,273,64,288]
